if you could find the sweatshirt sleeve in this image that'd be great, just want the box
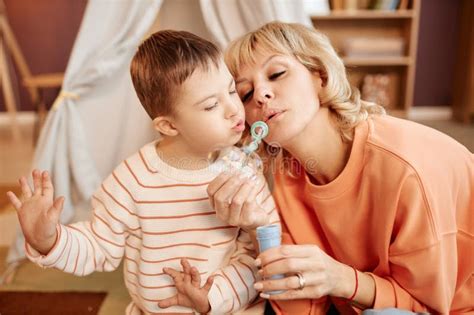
[367,173,457,313]
[25,171,138,275]
[207,180,281,313]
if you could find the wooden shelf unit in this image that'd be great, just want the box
[311,0,421,115]
[311,10,414,20]
[342,56,412,66]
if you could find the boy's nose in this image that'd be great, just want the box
[225,99,240,118]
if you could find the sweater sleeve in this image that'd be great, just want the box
[207,229,259,313]
[207,180,281,313]
[368,173,457,313]
[25,171,138,275]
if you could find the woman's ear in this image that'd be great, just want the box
[152,116,179,136]
[312,71,326,91]
[316,70,328,88]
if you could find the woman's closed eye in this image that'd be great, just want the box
[239,72,284,103]
[241,90,254,103]
[269,71,285,80]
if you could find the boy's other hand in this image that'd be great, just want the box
[6,170,64,255]
[158,258,213,313]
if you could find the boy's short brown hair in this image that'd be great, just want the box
[130,30,221,119]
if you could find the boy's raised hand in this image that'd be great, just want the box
[158,259,214,313]
[6,170,64,255]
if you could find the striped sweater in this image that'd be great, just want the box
[26,141,281,314]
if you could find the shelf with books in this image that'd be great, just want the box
[345,66,407,110]
[343,56,412,66]
[311,0,420,112]
[311,9,414,20]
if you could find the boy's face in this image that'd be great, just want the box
[166,60,245,156]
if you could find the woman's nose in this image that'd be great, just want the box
[255,87,274,107]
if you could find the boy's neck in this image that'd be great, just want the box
[155,137,211,171]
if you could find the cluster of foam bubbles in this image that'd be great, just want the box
[209,121,269,179]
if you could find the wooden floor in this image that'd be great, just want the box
[0,120,35,247]
[0,120,35,185]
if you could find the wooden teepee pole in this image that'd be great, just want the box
[0,0,22,140]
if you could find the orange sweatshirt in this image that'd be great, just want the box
[271,115,473,314]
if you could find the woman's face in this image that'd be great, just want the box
[235,51,323,147]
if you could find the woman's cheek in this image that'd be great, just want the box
[245,108,259,125]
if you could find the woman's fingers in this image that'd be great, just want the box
[19,177,32,199]
[260,288,309,300]
[207,172,268,228]
[207,172,234,198]
[228,180,255,225]
[254,274,302,292]
[255,273,324,300]
[259,257,314,277]
[248,174,265,200]
[212,175,246,220]
[258,245,316,266]
[6,191,22,211]
[241,201,268,228]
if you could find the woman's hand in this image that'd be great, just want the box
[253,244,355,300]
[207,172,270,230]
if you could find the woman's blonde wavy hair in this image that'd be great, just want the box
[226,21,385,141]
[225,21,385,176]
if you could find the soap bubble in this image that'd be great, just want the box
[208,121,268,180]
[208,146,263,180]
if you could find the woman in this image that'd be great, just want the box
[207,22,473,314]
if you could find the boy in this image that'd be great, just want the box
[7,30,279,314]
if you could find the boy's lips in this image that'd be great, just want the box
[232,119,245,132]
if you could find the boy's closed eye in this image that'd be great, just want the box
[205,102,218,111]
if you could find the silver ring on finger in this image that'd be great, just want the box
[295,272,306,290]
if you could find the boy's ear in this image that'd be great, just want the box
[152,116,179,136]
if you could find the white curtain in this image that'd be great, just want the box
[5,0,163,269]
[199,0,312,48]
[3,0,311,282]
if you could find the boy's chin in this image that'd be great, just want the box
[230,133,244,145]
[208,137,241,152]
